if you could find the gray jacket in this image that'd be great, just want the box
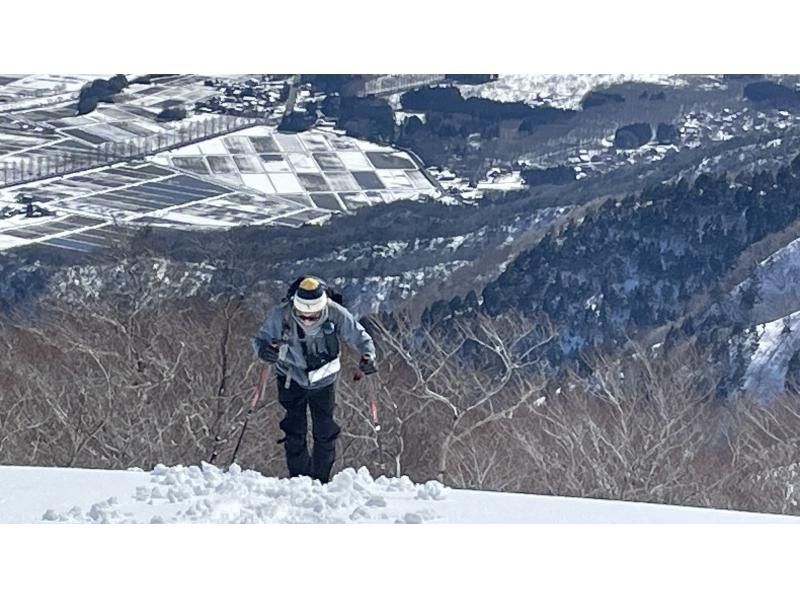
[251,301,376,389]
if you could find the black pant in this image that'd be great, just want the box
[277,375,341,483]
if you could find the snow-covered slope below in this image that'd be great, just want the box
[727,236,800,399]
[742,309,800,401]
[0,464,795,524]
[735,235,800,325]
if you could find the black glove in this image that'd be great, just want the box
[257,340,280,363]
[358,354,377,376]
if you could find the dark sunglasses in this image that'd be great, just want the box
[295,310,322,322]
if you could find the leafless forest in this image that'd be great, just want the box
[2,287,800,516]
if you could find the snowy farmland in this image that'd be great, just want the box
[1,463,795,524]
[0,126,439,253]
[0,75,225,179]
[0,161,326,252]
[150,126,437,211]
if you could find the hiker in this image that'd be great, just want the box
[252,275,377,483]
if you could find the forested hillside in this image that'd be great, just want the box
[473,155,800,376]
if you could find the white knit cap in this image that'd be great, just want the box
[292,277,328,313]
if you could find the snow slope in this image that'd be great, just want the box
[0,464,795,524]
[735,236,800,325]
[743,309,800,401]
[732,236,800,400]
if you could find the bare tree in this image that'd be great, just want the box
[503,345,729,502]
[366,313,553,484]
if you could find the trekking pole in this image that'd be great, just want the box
[368,376,385,474]
[353,370,385,473]
[207,429,226,465]
[370,396,385,472]
[354,368,385,473]
[229,363,270,468]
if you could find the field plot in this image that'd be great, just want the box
[259,154,292,174]
[324,172,359,192]
[310,193,345,211]
[297,173,330,192]
[377,170,415,190]
[0,132,51,154]
[338,151,373,170]
[121,76,214,111]
[150,126,438,215]
[287,152,319,172]
[0,209,109,252]
[0,74,99,103]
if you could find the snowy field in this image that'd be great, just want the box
[0,126,440,254]
[149,126,437,212]
[1,464,796,524]
[458,74,694,109]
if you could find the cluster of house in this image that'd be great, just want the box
[426,165,525,200]
[195,76,289,118]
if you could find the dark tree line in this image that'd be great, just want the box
[614,122,652,149]
[744,80,800,110]
[320,95,394,143]
[520,166,575,187]
[76,75,129,115]
[581,90,625,109]
[398,86,575,141]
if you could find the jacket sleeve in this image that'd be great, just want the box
[251,305,284,357]
[338,308,376,360]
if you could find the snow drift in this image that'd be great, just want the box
[1,464,797,523]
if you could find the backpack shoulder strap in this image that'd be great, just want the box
[322,319,339,358]
[279,300,294,342]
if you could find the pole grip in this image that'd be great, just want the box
[370,398,378,423]
[250,364,269,409]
